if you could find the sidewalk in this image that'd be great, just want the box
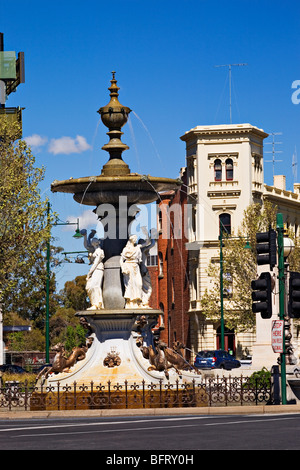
[1,403,300,420]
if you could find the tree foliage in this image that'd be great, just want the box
[59,275,90,311]
[3,243,63,329]
[0,119,54,302]
[48,276,89,349]
[200,201,278,332]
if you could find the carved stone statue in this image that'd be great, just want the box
[80,228,97,252]
[136,337,200,378]
[120,234,143,308]
[86,237,105,310]
[139,227,157,308]
[36,343,87,381]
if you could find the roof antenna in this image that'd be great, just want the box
[215,63,247,124]
[292,146,297,184]
[265,132,283,179]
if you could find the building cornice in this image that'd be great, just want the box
[180,123,269,142]
[263,184,300,207]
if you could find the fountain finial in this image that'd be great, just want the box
[98,72,132,176]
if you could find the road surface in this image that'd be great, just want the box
[0,413,299,452]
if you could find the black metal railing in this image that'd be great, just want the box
[0,375,272,412]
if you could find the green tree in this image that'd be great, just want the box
[48,276,90,349]
[200,201,277,331]
[4,313,45,351]
[3,243,63,329]
[65,324,87,353]
[0,119,55,303]
[59,275,90,311]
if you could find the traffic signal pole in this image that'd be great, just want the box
[277,213,287,405]
[219,224,225,350]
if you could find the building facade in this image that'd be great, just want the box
[178,123,300,360]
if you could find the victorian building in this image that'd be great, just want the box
[146,123,300,361]
[179,123,300,360]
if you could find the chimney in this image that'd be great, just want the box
[273,175,286,191]
[294,183,300,195]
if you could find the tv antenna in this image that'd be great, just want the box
[265,132,283,178]
[292,146,297,184]
[215,63,248,124]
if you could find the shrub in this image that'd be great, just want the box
[245,367,271,389]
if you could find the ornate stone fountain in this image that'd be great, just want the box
[44,73,201,391]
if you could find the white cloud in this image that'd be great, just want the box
[63,210,102,234]
[48,135,92,155]
[24,134,48,149]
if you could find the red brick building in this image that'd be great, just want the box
[148,169,190,359]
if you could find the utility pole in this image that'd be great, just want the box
[0,303,3,365]
[0,33,25,135]
[45,202,51,364]
[0,32,4,107]
[45,203,83,363]
[215,63,247,124]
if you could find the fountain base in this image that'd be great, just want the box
[38,309,201,389]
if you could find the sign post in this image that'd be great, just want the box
[271,320,284,353]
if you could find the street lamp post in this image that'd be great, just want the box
[219,224,251,351]
[45,202,83,363]
[45,202,51,363]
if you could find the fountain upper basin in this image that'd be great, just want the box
[51,173,182,205]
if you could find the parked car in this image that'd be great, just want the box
[0,364,29,374]
[194,350,241,370]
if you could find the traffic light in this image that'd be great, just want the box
[256,228,277,269]
[251,272,272,318]
[288,271,300,318]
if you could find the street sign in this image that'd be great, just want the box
[272,320,284,353]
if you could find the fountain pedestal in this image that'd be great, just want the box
[43,309,200,390]
[45,310,161,387]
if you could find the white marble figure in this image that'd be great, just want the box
[139,227,157,308]
[120,235,143,308]
[86,237,105,310]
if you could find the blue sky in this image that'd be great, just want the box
[2,0,300,289]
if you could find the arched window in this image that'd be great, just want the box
[158,252,164,277]
[219,213,231,235]
[214,159,222,181]
[225,158,233,181]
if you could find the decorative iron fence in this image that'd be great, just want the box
[0,375,273,412]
